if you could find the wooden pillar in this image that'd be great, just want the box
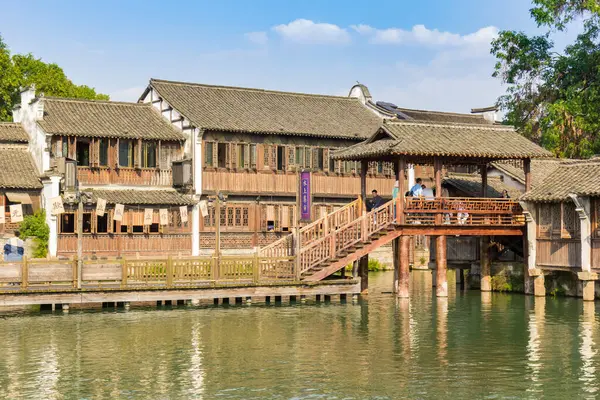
[396,158,406,224]
[397,235,411,298]
[359,255,369,294]
[435,235,447,297]
[480,236,491,292]
[480,164,488,197]
[434,157,443,225]
[360,160,368,211]
[392,238,399,293]
[524,158,531,192]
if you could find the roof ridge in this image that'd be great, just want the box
[43,97,149,107]
[150,78,359,101]
[385,119,513,131]
[396,107,486,118]
[0,122,23,126]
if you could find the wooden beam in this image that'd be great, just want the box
[524,158,532,192]
[395,226,524,236]
[481,164,488,197]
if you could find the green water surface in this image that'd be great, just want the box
[0,271,598,399]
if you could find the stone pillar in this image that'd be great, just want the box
[480,236,491,292]
[359,255,369,294]
[41,174,61,257]
[521,206,537,295]
[578,272,598,302]
[436,236,448,297]
[529,268,546,297]
[191,202,200,256]
[397,235,410,298]
[570,195,597,300]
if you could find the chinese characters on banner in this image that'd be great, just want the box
[180,206,189,223]
[143,209,154,226]
[9,204,23,223]
[159,209,169,226]
[199,200,209,217]
[113,204,124,221]
[300,171,311,221]
[96,198,107,216]
[0,206,4,224]
[49,196,65,215]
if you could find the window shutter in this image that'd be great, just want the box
[304,147,311,169]
[68,136,77,159]
[114,139,120,168]
[226,143,232,169]
[244,145,250,169]
[323,149,330,172]
[91,138,100,167]
[133,139,142,169]
[263,144,270,169]
[231,143,238,168]
[287,146,295,171]
[157,141,163,169]
[312,148,318,171]
[212,141,218,167]
[271,146,277,170]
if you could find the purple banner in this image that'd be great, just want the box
[300,171,311,221]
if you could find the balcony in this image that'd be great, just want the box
[77,167,173,187]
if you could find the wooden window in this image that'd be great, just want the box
[250,144,257,169]
[562,202,580,239]
[205,142,214,167]
[296,147,304,168]
[60,213,76,233]
[312,148,319,171]
[217,143,228,168]
[61,137,68,158]
[76,139,90,166]
[99,139,109,166]
[305,147,312,169]
[118,140,135,168]
[329,151,335,172]
[316,148,324,171]
[276,146,285,171]
[96,213,109,233]
[142,141,157,168]
[237,144,246,169]
[82,213,93,234]
[287,146,295,170]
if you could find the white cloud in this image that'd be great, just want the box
[272,19,350,44]
[355,24,499,48]
[245,31,268,45]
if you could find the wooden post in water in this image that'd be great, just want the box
[359,255,369,295]
[434,156,448,297]
[480,236,491,292]
[397,235,411,298]
[358,159,369,294]
[392,238,399,294]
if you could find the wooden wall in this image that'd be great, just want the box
[536,239,581,268]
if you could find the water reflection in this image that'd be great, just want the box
[436,297,448,367]
[526,297,545,395]
[580,302,597,398]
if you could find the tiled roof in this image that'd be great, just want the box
[37,97,185,141]
[147,79,382,139]
[0,147,42,189]
[0,123,29,143]
[490,159,561,187]
[443,173,521,198]
[332,121,552,160]
[521,159,600,201]
[396,108,491,125]
[83,189,195,205]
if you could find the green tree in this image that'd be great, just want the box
[492,1,600,158]
[0,33,108,122]
[19,210,50,258]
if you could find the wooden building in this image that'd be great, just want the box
[13,91,195,257]
[0,123,42,237]
[521,158,600,300]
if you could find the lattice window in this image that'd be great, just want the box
[235,208,242,226]
[288,146,295,170]
[562,202,580,238]
[227,208,234,226]
[242,208,249,226]
[538,203,552,238]
[595,199,600,237]
[220,207,226,226]
[551,203,562,237]
[368,161,377,175]
[250,144,257,169]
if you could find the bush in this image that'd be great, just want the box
[490,271,524,293]
[18,210,49,258]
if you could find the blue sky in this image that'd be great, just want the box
[0,0,577,112]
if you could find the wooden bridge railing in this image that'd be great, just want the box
[0,254,298,292]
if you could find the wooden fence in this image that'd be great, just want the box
[0,254,298,292]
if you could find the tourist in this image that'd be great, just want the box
[3,231,25,262]
[369,189,384,210]
[502,189,510,198]
[392,181,400,219]
[410,178,423,197]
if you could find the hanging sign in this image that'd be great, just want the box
[96,198,107,217]
[144,208,154,226]
[300,171,311,221]
[9,204,23,223]
[159,209,169,226]
[180,206,189,223]
[113,204,124,221]
[49,196,65,215]
[199,200,209,218]
[0,206,5,224]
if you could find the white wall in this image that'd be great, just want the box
[487,169,525,192]
[12,88,50,174]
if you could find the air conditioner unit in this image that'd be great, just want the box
[172,159,193,187]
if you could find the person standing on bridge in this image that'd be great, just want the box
[3,231,25,262]
[410,178,423,197]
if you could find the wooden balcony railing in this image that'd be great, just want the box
[77,167,173,186]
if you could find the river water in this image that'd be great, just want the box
[0,271,598,399]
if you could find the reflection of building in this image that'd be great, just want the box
[0,123,42,238]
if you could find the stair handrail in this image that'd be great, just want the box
[259,197,362,257]
[299,197,362,244]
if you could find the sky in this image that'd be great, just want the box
[0,0,581,113]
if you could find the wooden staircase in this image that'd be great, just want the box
[260,197,400,282]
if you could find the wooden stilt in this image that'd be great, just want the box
[436,235,448,297]
[480,236,491,292]
[359,255,369,294]
[398,235,411,298]
[392,238,399,293]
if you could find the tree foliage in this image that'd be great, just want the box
[0,34,108,122]
[492,0,600,158]
[19,210,50,258]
